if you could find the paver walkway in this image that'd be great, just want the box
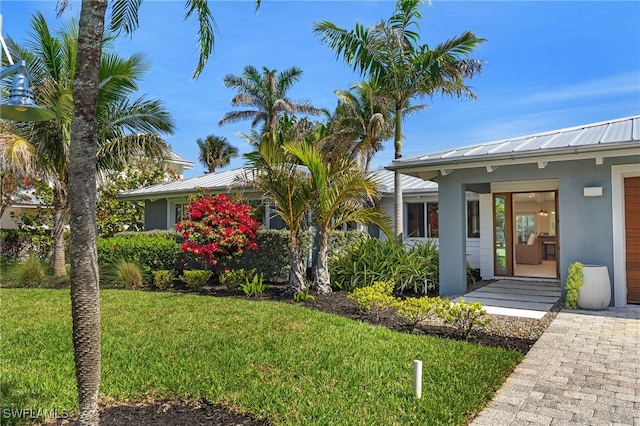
[472,306,640,425]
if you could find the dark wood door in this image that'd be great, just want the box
[625,177,640,303]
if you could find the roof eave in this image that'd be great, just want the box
[387,143,640,180]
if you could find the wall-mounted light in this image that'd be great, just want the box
[584,187,603,197]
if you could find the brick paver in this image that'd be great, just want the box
[472,306,640,426]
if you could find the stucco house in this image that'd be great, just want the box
[389,115,640,307]
[118,168,484,270]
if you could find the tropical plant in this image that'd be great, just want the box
[0,123,35,219]
[565,262,584,310]
[284,140,392,294]
[219,65,321,137]
[330,238,439,293]
[240,272,267,296]
[52,0,226,422]
[333,80,394,170]
[242,135,313,294]
[6,13,175,277]
[174,192,259,268]
[293,289,315,302]
[196,134,239,173]
[314,0,485,237]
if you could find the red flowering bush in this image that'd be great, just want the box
[175,193,259,267]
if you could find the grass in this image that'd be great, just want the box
[0,289,522,425]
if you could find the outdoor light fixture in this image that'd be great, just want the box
[0,15,55,122]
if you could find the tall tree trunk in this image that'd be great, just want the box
[286,236,307,294]
[312,229,332,294]
[393,102,403,240]
[70,1,107,425]
[52,187,68,277]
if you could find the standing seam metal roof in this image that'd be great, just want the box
[394,115,640,165]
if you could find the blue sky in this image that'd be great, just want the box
[3,1,639,178]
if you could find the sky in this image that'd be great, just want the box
[2,1,639,178]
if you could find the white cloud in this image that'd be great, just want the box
[521,71,640,105]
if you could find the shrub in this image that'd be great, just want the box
[153,269,176,290]
[330,239,439,294]
[564,262,583,310]
[6,255,49,287]
[396,296,447,329]
[219,268,256,291]
[0,229,29,260]
[348,281,397,322]
[175,192,259,267]
[327,230,369,258]
[229,229,313,283]
[97,234,181,279]
[438,299,490,339]
[114,230,184,243]
[104,260,144,289]
[181,270,212,290]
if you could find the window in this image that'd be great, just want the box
[427,203,439,238]
[406,203,425,237]
[174,203,187,224]
[516,214,536,243]
[467,200,480,238]
[406,202,439,238]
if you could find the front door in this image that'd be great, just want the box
[624,177,640,303]
[493,191,559,279]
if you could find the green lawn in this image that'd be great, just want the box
[0,289,522,425]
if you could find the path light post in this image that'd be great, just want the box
[0,14,55,122]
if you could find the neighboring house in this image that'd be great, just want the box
[0,189,46,229]
[164,151,194,179]
[118,167,484,269]
[0,151,193,230]
[389,115,640,306]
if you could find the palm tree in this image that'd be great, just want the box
[8,13,175,277]
[242,132,312,294]
[10,3,212,422]
[285,140,392,294]
[314,0,485,237]
[334,80,394,171]
[219,65,322,137]
[196,134,239,173]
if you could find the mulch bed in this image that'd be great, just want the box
[41,281,562,426]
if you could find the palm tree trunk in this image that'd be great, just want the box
[69,1,107,424]
[393,102,403,240]
[312,229,332,294]
[286,237,307,294]
[52,188,68,277]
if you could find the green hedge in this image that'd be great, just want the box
[114,229,184,243]
[97,234,182,278]
[228,229,313,283]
